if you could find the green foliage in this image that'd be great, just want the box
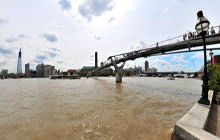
[209,64,220,92]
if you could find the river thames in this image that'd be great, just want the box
[0,77,202,140]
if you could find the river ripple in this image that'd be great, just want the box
[0,77,201,140]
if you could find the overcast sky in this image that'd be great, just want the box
[0,0,220,73]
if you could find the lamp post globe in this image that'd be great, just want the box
[195,11,210,36]
[195,10,210,105]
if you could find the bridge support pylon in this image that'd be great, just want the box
[112,60,125,83]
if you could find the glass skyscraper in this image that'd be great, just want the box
[17,48,22,74]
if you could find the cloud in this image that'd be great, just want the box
[163,0,185,13]
[46,48,61,58]
[151,58,171,66]
[0,61,7,66]
[0,47,13,55]
[176,63,181,68]
[0,53,9,67]
[43,33,58,43]
[5,37,19,43]
[129,45,134,50]
[163,7,170,13]
[48,23,65,30]
[57,60,63,64]
[33,48,60,63]
[90,54,95,58]
[47,52,57,58]
[139,41,146,49]
[172,54,188,63]
[50,47,61,52]
[94,35,101,40]
[78,0,115,22]
[33,54,48,63]
[58,0,72,11]
[89,54,96,61]
[107,17,115,23]
[130,40,147,50]
[190,52,203,59]
[0,18,8,24]
[18,34,29,39]
[5,34,29,43]
[147,57,190,72]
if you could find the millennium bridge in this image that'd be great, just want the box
[88,25,220,82]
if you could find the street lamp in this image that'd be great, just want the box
[209,49,214,66]
[195,10,210,105]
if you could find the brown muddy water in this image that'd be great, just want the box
[0,77,202,140]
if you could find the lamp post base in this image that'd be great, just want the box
[198,97,210,105]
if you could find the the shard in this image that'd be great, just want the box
[17,48,22,74]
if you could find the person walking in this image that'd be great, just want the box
[210,26,215,34]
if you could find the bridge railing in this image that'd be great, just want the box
[150,25,220,47]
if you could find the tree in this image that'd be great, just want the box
[208,64,220,92]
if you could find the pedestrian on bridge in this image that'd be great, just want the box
[183,33,187,41]
[210,26,215,34]
[188,32,192,39]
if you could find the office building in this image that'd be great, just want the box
[145,61,149,72]
[36,63,45,77]
[44,65,56,77]
[36,63,56,77]
[25,63,30,77]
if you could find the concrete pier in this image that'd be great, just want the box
[112,60,125,83]
[115,72,122,83]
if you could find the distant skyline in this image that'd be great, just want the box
[0,0,220,73]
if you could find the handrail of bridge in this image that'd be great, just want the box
[88,25,220,76]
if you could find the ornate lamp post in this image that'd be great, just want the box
[195,11,210,105]
[209,49,214,66]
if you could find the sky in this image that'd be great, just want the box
[0,0,220,73]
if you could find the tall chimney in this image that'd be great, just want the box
[95,52,98,69]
